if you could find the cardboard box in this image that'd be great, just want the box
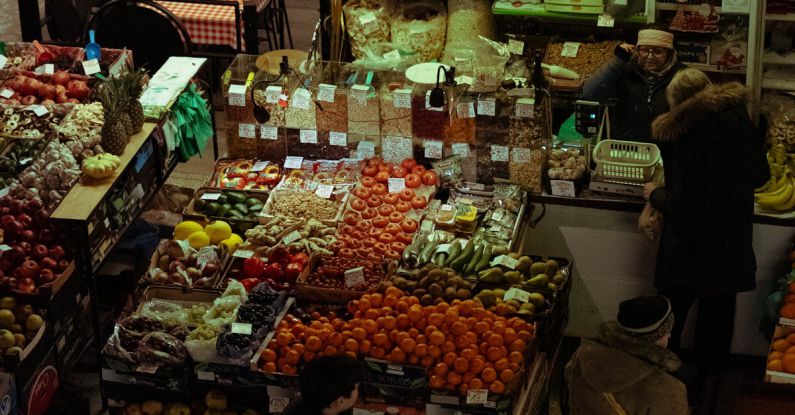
[2,322,53,388]
[8,260,78,318]
[765,325,795,384]
[101,355,190,406]
[296,254,391,305]
[191,362,269,409]
[183,187,269,226]
[361,358,427,408]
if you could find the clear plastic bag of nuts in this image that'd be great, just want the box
[343,0,392,60]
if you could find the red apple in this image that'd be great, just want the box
[16,213,32,228]
[20,78,42,96]
[51,71,70,86]
[48,246,65,261]
[40,257,57,270]
[18,230,35,243]
[41,99,54,107]
[55,92,68,104]
[32,244,48,260]
[19,260,40,279]
[38,269,55,284]
[56,259,69,272]
[37,84,56,100]
[66,80,90,101]
[20,95,38,105]
[15,277,36,293]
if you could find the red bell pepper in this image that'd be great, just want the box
[284,262,302,281]
[268,246,291,267]
[240,278,260,292]
[263,262,284,281]
[242,257,265,279]
[291,252,310,268]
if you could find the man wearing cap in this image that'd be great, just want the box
[565,295,688,414]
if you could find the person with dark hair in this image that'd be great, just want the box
[282,355,363,415]
[565,295,688,414]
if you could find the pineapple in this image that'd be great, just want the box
[120,69,147,133]
[99,82,131,155]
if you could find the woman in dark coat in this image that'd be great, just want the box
[643,69,769,373]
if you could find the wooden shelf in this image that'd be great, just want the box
[683,62,746,75]
[762,52,795,65]
[655,2,724,13]
[766,13,795,21]
[492,1,648,23]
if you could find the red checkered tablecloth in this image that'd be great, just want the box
[155,0,269,51]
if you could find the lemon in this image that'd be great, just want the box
[219,237,241,253]
[187,231,211,249]
[204,221,233,245]
[174,221,204,240]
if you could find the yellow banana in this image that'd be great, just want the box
[755,174,790,199]
[771,179,795,211]
[757,178,794,209]
[756,177,776,193]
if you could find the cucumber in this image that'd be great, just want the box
[218,203,232,217]
[444,241,463,267]
[228,210,245,219]
[464,244,485,275]
[246,197,261,207]
[227,191,247,204]
[475,245,493,273]
[450,240,474,271]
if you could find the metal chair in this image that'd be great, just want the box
[263,0,293,49]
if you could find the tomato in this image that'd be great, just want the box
[373,242,388,254]
[368,252,383,262]
[363,165,378,177]
[372,216,389,228]
[405,174,421,188]
[329,240,345,252]
[388,211,405,223]
[368,157,383,167]
[378,163,394,174]
[339,224,354,235]
[392,167,408,178]
[378,233,395,244]
[384,250,402,260]
[421,170,438,186]
[378,205,395,217]
[395,201,412,213]
[375,171,390,183]
[383,193,400,205]
[353,187,371,200]
[362,238,378,248]
[384,223,402,235]
[361,207,378,220]
[411,165,426,175]
[339,248,354,258]
[411,196,428,210]
[389,242,407,253]
[343,212,360,226]
[396,232,414,244]
[401,158,417,170]
[367,195,383,207]
[401,218,419,233]
[368,227,383,238]
[350,198,367,211]
[351,230,368,241]
[371,183,387,196]
[356,248,372,259]
[361,176,376,188]
[399,189,415,201]
[355,220,372,232]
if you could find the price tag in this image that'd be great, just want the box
[261,125,278,140]
[383,49,401,60]
[239,123,256,138]
[345,267,366,288]
[491,145,509,162]
[251,160,269,172]
[388,178,405,194]
[382,136,413,164]
[467,389,489,405]
[35,63,54,75]
[315,184,334,199]
[282,230,302,245]
[424,140,443,159]
[360,12,378,35]
[451,143,470,157]
[136,364,160,374]
[436,244,451,254]
[265,85,282,104]
[454,56,473,73]
[351,84,369,104]
[329,131,347,146]
[492,210,504,222]
[489,225,502,232]
[233,250,254,259]
[550,179,577,197]
[504,287,531,303]
[197,371,215,381]
[0,89,13,99]
[231,322,253,335]
[597,13,615,27]
[512,147,531,163]
[515,98,535,118]
[425,90,443,111]
[441,204,453,211]
[508,39,525,55]
[456,102,476,119]
[300,129,318,144]
[82,59,101,75]
[357,141,375,159]
[200,192,221,201]
[0,188,7,198]
[477,97,496,116]
[0,55,7,69]
[491,254,519,269]
[561,42,581,58]
[25,105,48,117]
[227,84,247,106]
[284,156,304,169]
[291,88,311,109]
[196,246,218,267]
[269,397,290,414]
[0,245,11,252]
[393,88,412,108]
[317,83,337,103]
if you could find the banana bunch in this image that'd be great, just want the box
[756,144,795,212]
[81,153,121,179]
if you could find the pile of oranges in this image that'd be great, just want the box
[258,287,534,396]
[779,282,795,319]
[767,331,795,374]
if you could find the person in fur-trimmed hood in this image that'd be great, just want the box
[565,295,688,414]
[642,69,769,374]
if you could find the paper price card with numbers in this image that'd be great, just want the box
[300,129,318,144]
[508,39,525,56]
[269,397,290,413]
[456,101,476,119]
[515,98,535,118]
[477,97,496,116]
[504,287,531,303]
[261,125,278,140]
[317,84,337,103]
[329,131,347,146]
[382,136,413,164]
[512,147,531,163]
[251,160,269,172]
[231,322,253,335]
[345,267,366,288]
[291,88,312,109]
[383,49,401,60]
[0,55,6,70]
[239,123,256,138]
[561,42,581,58]
[233,250,254,259]
[357,141,376,159]
[424,140,443,159]
[284,156,304,169]
[83,59,101,76]
[452,143,470,157]
[388,178,405,194]
[0,89,12,99]
[491,145,509,162]
[35,63,54,75]
[467,389,489,405]
[315,184,334,199]
[197,371,215,381]
[597,13,615,27]
[265,85,282,104]
[227,84,247,106]
[491,254,519,269]
[359,12,378,35]
[393,88,412,108]
[282,230,302,245]
[26,105,49,117]
[200,192,221,201]
[550,179,577,197]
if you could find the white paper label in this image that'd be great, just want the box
[383,49,401,60]
[491,254,519,269]
[0,55,7,69]
[491,145,509,162]
[561,42,581,58]
[201,192,221,201]
[512,147,531,163]
[436,244,451,254]
[261,125,278,140]
[360,12,378,35]
[492,210,504,222]
[197,371,215,381]
[357,141,376,159]
[317,84,337,103]
[239,123,256,138]
[300,129,318,144]
[441,204,453,211]
[351,84,369,104]
[284,156,304,169]
[456,102,476,119]
[0,89,13,99]
[231,322,253,335]
[508,39,525,55]
[233,250,254,258]
[269,397,290,413]
[477,97,496,116]
[282,230,302,244]
[467,389,489,405]
[452,143,471,157]
[227,84,247,106]
[35,63,54,75]
[425,90,444,111]
[196,246,218,268]
[550,179,577,197]
[504,288,531,303]
[454,56,473,73]
[424,140,443,159]
[393,88,412,108]
[345,267,366,288]
[329,131,347,146]
[382,136,413,164]
[291,88,312,109]
[315,184,334,199]
[136,364,160,374]
[0,245,11,252]
[614,0,627,4]
[82,59,101,75]
[265,85,282,104]
[515,99,535,118]
[26,105,48,117]
[388,178,406,194]
[251,160,269,172]
[598,13,615,27]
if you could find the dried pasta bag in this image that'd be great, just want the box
[391,1,448,62]
[343,0,392,60]
[285,128,320,159]
[412,86,448,141]
[380,77,413,138]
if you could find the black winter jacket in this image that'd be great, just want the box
[649,82,769,295]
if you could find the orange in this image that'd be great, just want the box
[408,305,424,322]
[380,306,394,317]
[460,348,477,361]
[285,350,301,365]
[486,347,503,362]
[462,372,476,384]
[400,338,417,353]
[344,338,359,353]
[786,345,795,355]
[390,347,407,363]
[408,355,419,365]
[396,331,411,344]
[262,362,277,372]
[469,378,485,390]
[494,358,509,372]
[781,303,795,319]
[482,367,497,383]
[509,339,528,353]
[787,333,795,344]
[370,293,384,307]
[444,308,460,324]
[370,347,386,359]
[282,365,298,375]
[430,375,445,389]
[508,351,523,363]
[454,357,470,373]
[429,331,445,346]
[489,380,505,394]
[772,339,791,352]
[518,330,533,342]
[770,351,784,361]
[408,328,420,338]
[358,298,371,313]
[365,309,380,320]
[359,339,373,354]
[499,369,515,383]
[416,334,428,345]
[487,333,504,347]
[323,345,338,356]
[305,336,322,352]
[459,383,469,395]
[492,322,506,335]
[785,294,795,304]
[382,316,397,330]
[352,327,368,341]
[441,341,456,354]
[784,354,795,374]
[436,302,450,314]
[428,313,444,327]
[768,359,784,372]
[508,362,520,372]
[447,371,462,386]
[429,345,442,359]
[384,294,399,308]
[443,352,457,367]
[470,357,486,374]
[276,332,294,347]
[503,328,518,344]
[451,321,468,336]
[373,333,389,347]
[396,300,410,314]
[388,330,400,343]
[421,356,434,368]
[455,334,472,350]
[397,314,411,329]
[345,351,358,360]
[415,343,429,357]
[385,286,403,298]
[261,348,277,363]
[434,362,449,377]
[304,351,316,362]
[473,321,490,335]
[459,300,475,317]
[363,319,378,335]
[789,282,795,295]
